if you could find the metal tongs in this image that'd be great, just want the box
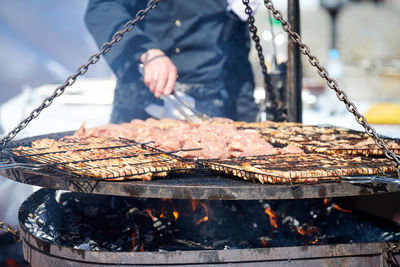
[162,91,209,123]
[340,175,400,186]
[0,156,44,170]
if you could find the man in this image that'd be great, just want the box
[85,0,260,123]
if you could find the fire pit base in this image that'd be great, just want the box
[18,189,400,266]
[21,235,396,267]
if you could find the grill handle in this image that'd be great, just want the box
[0,222,21,242]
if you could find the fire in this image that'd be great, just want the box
[196,216,209,225]
[145,209,155,221]
[260,239,268,247]
[311,238,319,245]
[159,198,180,220]
[332,203,352,214]
[195,202,209,225]
[296,226,306,236]
[264,207,278,229]
[191,199,200,212]
[324,198,352,213]
[131,228,137,250]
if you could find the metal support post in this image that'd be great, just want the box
[286,0,302,122]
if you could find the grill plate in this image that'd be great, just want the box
[1,131,399,199]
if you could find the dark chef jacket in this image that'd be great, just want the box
[85,0,257,120]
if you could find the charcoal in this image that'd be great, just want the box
[20,190,400,252]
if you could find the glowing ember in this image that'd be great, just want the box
[264,207,278,229]
[296,227,306,236]
[196,216,209,225]
[195,202,210,225]
[311,238,319,245]
[333,203,352,213]
[173,211,179,220]
[323,198,329,206]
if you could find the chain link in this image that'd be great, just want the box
[384,241,400,264]
[0,0,160,151]
[0,222,21,242]
[242,0,287,122]
[263,0,400,170]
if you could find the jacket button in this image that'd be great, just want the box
[175,20,182,27]
[175,48,181,54]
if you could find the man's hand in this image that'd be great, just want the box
[140,49,177,98]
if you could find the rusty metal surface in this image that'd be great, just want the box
[21,239,387,267]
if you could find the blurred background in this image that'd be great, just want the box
[0,0,399,139]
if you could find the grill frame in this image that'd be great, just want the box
[242,123,400,156]
[1,131,399,200]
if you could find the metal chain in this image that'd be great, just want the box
[263,0,400,171]
[384,241,400,264]
[242,0,287,122]
[0,222,21,242]
[0,0,160,151]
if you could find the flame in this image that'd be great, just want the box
[260,239,268,247]
[140,246,145,252]
[196,216,209,225]
[131,228,137,250]
[333,203,352,213]
[264,207,278,229]
[324,198,352,213]
[145,209,155,221]
[191,199,200,212]
[195,202,209,225]
[160,198,180,220]
[311,238,319,245]
[296,226,306,236]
